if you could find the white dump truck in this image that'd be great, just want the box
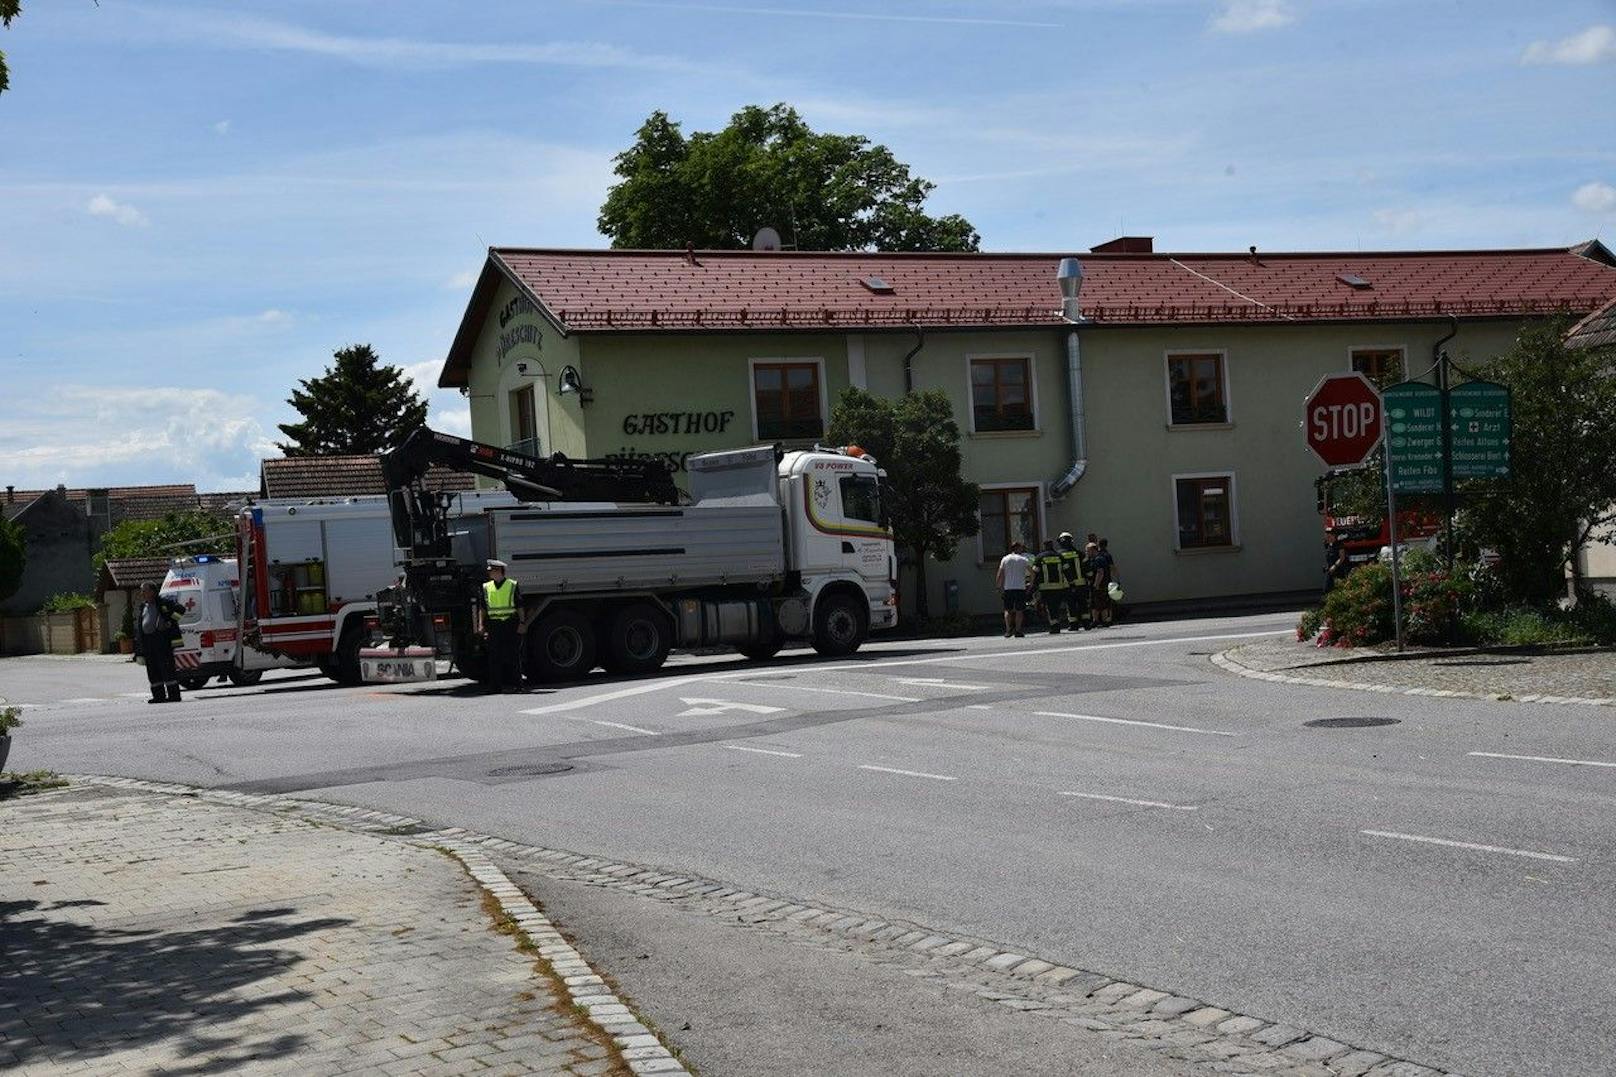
[370,430,898,683]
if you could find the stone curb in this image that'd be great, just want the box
[61,775,690,1077]
[1210,650,1615,708]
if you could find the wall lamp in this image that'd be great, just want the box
[557,364,593,405]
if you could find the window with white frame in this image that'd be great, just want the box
[969,356,1035,432]
[1175,474,1235,549]
[1166,352,1229,425]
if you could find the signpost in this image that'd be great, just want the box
[1304,373,1383,468]
[1383,382,1444,494]
[1448,380,1511,480]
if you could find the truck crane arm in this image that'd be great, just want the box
[381,428,679,557]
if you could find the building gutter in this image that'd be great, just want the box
[1050,322,1088,501]
[901,323,924,394]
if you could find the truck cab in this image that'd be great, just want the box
[778,448,898,636]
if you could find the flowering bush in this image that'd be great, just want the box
[1402,569,1472,645]
[1317,562,1396,646]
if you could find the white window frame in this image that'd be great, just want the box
[1171,471,1239,551]
[965,352,1041,434]
[975,480,1046,564]
[748,356,830,442]
[1346,344,1406,381]
[1163,349,1233,428]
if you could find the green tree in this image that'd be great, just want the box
[0,1,19,96]
[827,387,980,620]
[0,514,25,603]
[1463,324,1616,606]
[599,105,980,252]
[95,511,234,571]
[276,344,428,457]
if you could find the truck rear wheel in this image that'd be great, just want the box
[179,675,210,692]
[812,592,866,657]
[604,603,672,675]
[527,610,597,683]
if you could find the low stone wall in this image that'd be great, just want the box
[0,608,101,656]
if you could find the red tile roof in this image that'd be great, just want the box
[97,556,175,592]
[1,484,201,523]
[1565,294,1616,350]
[260,454,475,499]
[440,243,1616,386]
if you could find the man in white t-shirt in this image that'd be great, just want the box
[995,540,1032,638]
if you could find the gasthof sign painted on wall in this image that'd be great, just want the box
[609,409,739,473]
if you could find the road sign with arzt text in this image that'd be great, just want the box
[1304,373,1383,467]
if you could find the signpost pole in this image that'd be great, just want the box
[1384,449,1405,652]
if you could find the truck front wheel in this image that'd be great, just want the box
[812,593,866,657]
[527,610,597,683]
[604,603,672,675]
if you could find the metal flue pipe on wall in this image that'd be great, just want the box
[1050,256,1089,501]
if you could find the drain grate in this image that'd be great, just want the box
[1305,717,1400,729]
[486,762,574,778]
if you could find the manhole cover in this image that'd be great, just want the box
[486,762,574,778]
[1304,717,1401,729]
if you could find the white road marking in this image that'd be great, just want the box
[1360,829,1578,863]
[734,682,921,703]
[724,745,803,758]
[1034,710,1237,737]
[858,764,957,781]
[1059,791,1199,811]
[523,628,1290,714]
[562,717,660,735]
[1468,751,1616,770]
[677,698,787,717]
[895,677,991,690]
[62,697,108,704]
[966,704,994,711]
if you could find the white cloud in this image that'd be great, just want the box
[600,1,1059,29]
[434,407,473,436]
[445,269,480,290]
[1210,0,1293,34]
[214,120,232,135]
[0,386,271,491]
[1571,181,1616,215]
[1372,208,1423,235]
[1522,24,1615,66]
[86,193,149,227]
[255,308,292,325]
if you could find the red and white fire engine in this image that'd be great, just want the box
[159,554,304,689]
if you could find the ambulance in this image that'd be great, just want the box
[159,555,305,690]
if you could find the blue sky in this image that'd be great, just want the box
[1,0,1612,491]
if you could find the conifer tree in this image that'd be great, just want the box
[276,344,428,457]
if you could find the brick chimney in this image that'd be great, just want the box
[1090,236,1154,254]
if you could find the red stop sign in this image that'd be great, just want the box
[1304,373,1382,466]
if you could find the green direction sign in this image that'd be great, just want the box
[1383,382,1444,494]
[1449,380,1511,479]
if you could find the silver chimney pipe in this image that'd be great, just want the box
[1051,257,1088,501]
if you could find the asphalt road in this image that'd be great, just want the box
[6,613,1614,1076]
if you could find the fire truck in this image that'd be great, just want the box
[1315,469,1442,577]
[236,491,515,683]
[367,429,898,684]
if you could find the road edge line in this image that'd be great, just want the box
[1209,650,1615,707]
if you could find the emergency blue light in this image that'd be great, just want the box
[194,555,215,563]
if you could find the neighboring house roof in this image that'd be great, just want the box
[260,454,475,499]
[1565,294,1616,350]
[440,242,1616,387]
[198,491,256,514]
[1,483,201,524]
[97,556,174,593]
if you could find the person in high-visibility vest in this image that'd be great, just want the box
[1058,532,1090,630]
[1034,540,1069,634]
[481,559,523,692]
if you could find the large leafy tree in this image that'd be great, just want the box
[1464,324,1616,606]
[0,514,25,603]
[0,1,18,95]
[276,344,428,457]
[599,105,980,252]
[827,387,980,619]
[96,511,235,571]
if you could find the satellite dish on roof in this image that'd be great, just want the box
[752,227,783,252]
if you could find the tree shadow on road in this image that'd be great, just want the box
[0,902,351,1070]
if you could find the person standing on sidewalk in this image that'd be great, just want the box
[1058,532,1090,630]
[1090,538,1118,627]
[996,540,1032,638]
[136,582,185,704]
[481,559,524,693]
[1034,540,1070,634]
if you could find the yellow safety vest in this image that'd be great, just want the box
[1037,553,1068,591]
[1060,549,1084,584]
[483,579,517,620]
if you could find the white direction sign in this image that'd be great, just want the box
[677,698,787,717]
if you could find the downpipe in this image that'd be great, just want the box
[1050,325,1088,500]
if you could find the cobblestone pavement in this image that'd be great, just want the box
[0,784,634,1076]
[1218,639,1614,705]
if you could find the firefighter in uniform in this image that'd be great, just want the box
[1034,540,1070,634]
[481,559,524,693]
[1058,532,1090,630]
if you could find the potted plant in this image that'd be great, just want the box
[119,600,136,655]
[0,707,21,774]
[115,631,134,655]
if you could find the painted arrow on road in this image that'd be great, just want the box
[677,698,788,717]
[895,678,991,690]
